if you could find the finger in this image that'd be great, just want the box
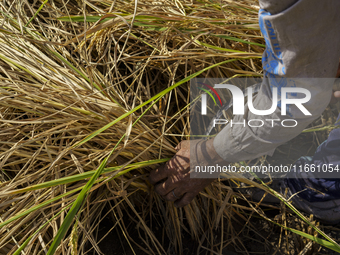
[149,164,169,185]
[174,192,197,208]
[334,91,340,99]
[175,141,182,151]
[163,184,186,201]
[163,189,183,202]
[154,176,178,196]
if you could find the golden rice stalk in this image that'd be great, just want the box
[0,0,298,254]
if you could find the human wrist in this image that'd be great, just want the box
[199,138,227,165]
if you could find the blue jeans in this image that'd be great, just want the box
[286,114,340,202]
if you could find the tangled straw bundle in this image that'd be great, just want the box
[3,0,334,254]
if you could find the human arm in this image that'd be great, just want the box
[149,0,340,207]
[214,0,340,161]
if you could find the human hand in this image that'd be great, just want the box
[149,139,227,207]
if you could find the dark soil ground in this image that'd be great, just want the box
[92,203,340,255]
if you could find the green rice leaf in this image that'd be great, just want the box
[74,58,241,147]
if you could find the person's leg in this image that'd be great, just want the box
[250,114,340,223]
[287,114,340,201]
[283,114,340,224]
[238,114,340,223]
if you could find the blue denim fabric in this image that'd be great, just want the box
[286,114,340,202]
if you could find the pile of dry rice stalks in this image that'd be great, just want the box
[0,0,331,254]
